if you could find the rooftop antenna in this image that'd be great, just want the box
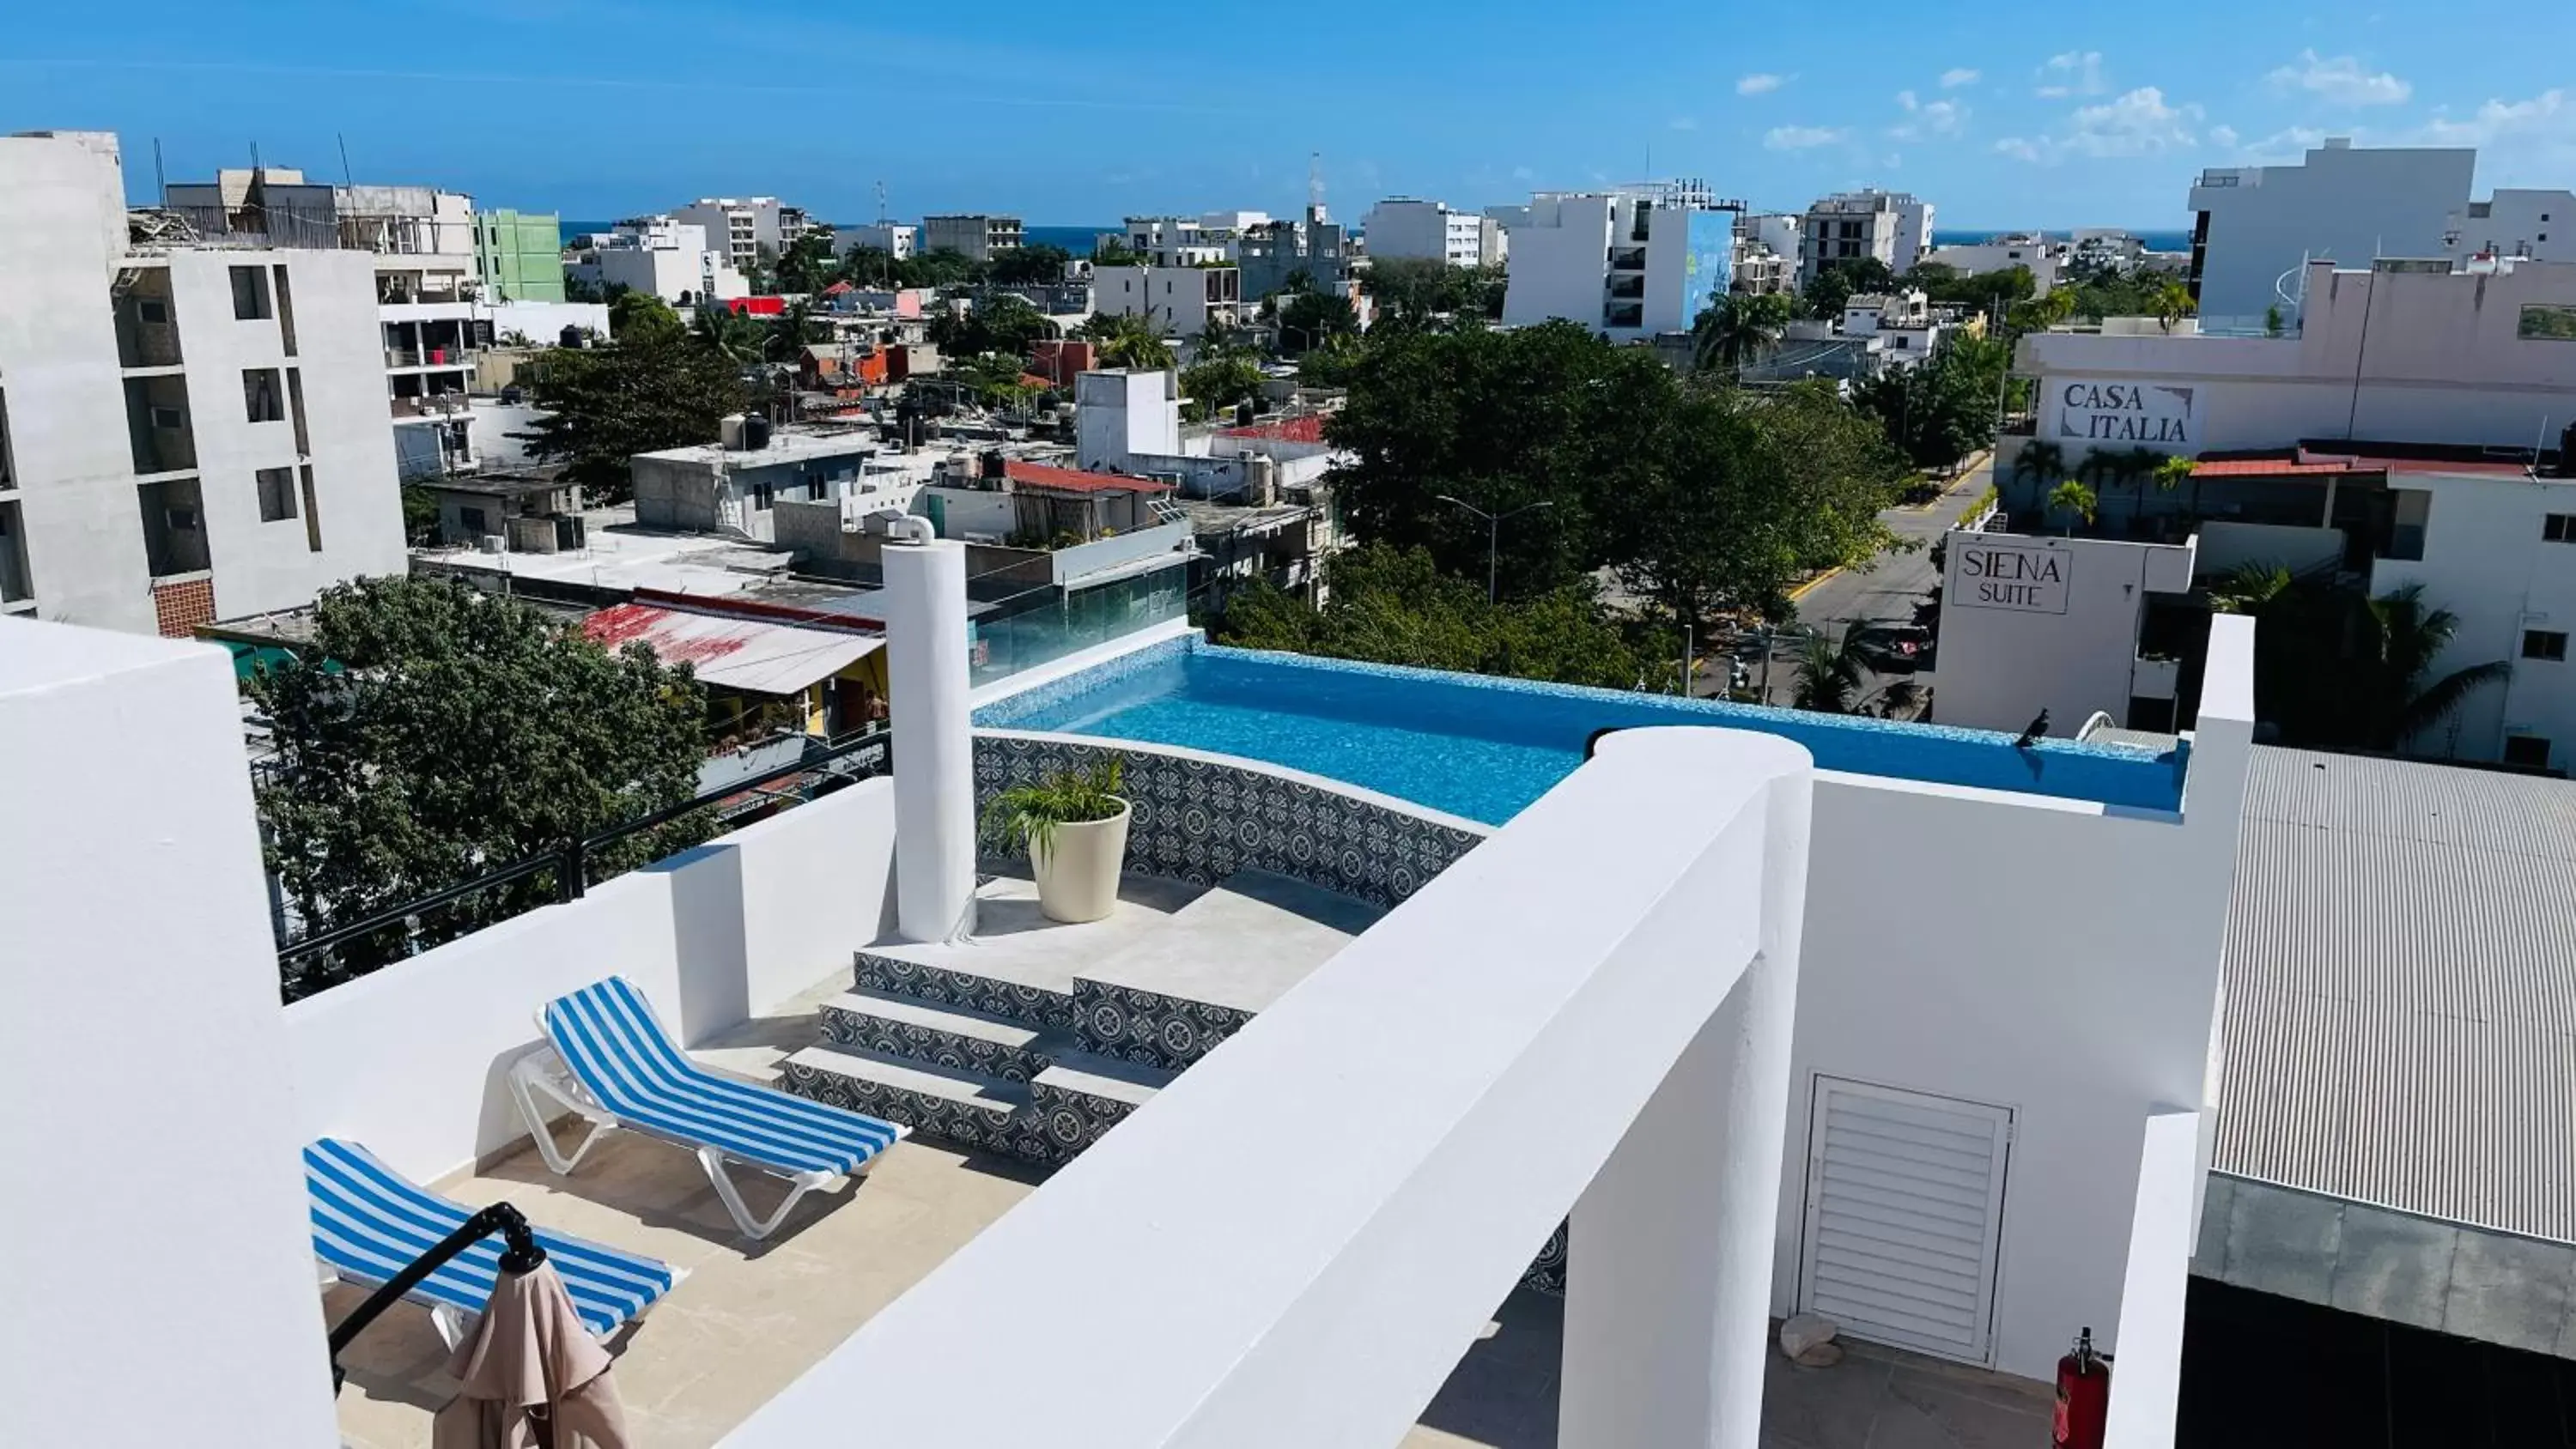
[875,179,889,225]
[337,132,355,189]
[1309,151,1324,220]
[151,137,165,203]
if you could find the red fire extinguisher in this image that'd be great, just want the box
[2053,1326,2111,1449]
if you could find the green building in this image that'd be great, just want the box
[472,209,566,302]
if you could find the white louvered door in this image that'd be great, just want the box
[1797,1076,2013,1366]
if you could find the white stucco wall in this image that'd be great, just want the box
[2370,471,2576,767]
[2189,144,2473,326]
[0,131,156,631]
[1775,621,2253,1381]
[1501,193,1618,335]
[165,249,408,620]
[2,622,340,1446]
[2103,1109,2205,1449]
[1935,531,2197,735]
[282,777,901,1185]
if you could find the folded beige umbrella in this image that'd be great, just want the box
[433,1254,632,1449]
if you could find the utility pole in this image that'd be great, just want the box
[1435,494,1555,605]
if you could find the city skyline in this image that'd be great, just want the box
[4,0,2570,229]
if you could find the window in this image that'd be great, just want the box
[2526,630,2571,661]
[750,480,775,511]
[2504,735,2554,769]
[242,368,284,423]
[254,466,297,522]
[229,265,272,321]
[2544,513,2576,542]
[459,505,490,537]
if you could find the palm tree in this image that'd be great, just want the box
[2151,279,2196,333]
[2208,562,2293,616]
[1692,293,1789,373]
[691,302,762,367]
[2047,479,2098,534]
[2364,584,2510,752]
[1082,313,1175,371]
[2009,440,2066,505]
[1792,625,1872,714]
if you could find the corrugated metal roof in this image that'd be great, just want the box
[581,603,882,696]
[2220,747,2576,1241]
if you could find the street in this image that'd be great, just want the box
[1720,454,1995,707]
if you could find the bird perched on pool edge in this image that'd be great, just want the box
[2013,709,2050,750]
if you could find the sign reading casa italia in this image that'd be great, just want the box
[1953,541,2071,614]
[2056,379,2197,446]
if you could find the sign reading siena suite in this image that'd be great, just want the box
[2055,379,2197,446]
[1953,540,2071,614]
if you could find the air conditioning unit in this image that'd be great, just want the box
[477,534,507,554]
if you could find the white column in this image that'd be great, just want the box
[883,537,976,942]
[1558,773,1809,1449]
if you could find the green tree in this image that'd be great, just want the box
[1214,544,1669,692]
[1690,292,1793,373]
[611,290,685,344]
[2215,571,2508,755]
[988,242,1072,286]
[776,229,839,294]
[1613,379,1905,630]
[1078,312,1176,370]
[1803,257,1899,318]
[690,300,763,364]
[251,576,712,995]
[2151,279,2196,331]
[1792,626,1870,713]
[1182,354,1265,421]
[1277,291,1359,353]
[1856,335,2006,470]
[2362,585,2512,750]
[763,300,828,363]
[2010,440,2067,491]
[399,482,440,545]
[2047,478,2098,532]
[929,294,1049,358]
[1362,258,1507,330]
[515,330,751,500]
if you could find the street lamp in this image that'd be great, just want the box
[1435,494,1556,605]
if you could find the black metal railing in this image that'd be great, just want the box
[276,727,892,993]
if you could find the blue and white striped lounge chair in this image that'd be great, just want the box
[305,1137,677,1351]
[509,975,908,1240]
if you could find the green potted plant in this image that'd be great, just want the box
[980,755,1132,923]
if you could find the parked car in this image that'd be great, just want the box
[1851,622,1934,675]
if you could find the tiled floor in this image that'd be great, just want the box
[330,1133,1042,1449]
[1404,1289,2057,1449]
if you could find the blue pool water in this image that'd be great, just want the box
[983,644,2188,826]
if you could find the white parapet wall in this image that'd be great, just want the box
[283,777,901,1185]
[2105,1109,2207,1449]
[724,727,1816,1449]
[1,622,340,1446]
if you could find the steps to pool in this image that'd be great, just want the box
[781,867,1381,1165]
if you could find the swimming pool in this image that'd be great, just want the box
[979,640,2188,825]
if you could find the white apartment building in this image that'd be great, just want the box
[1119,216,1230,268]
[1091,264,1241,338]
[0,131,405,637]
[2017,256,2576,454]
[1361,197,1503,267]
[1500,187,1737,342]
[1800,190,1933,284]
[2447,188,2576,264]
[1198,209,1271,233]
[164,167,484,469]
[1924,233,2063,294]
[2187,138,2473,329]
[670,197,806,268]
[836,221,917,260]
[922,213,1024,263]
[569,219,748,306]
[1937,531,2200,734]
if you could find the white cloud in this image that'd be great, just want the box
[2036,51,2106,99]
[1941,67,1981,88]
[1994,87,2202,164]
[1511,165,1536,182]
[1668,115,1698,131]
[1764,124,1849,151]
[2414,88,2567,147]
[1890,94,1967,142]
[1737,72,1787,95]
[2208,124,2239,149]
[2265,50,2410,106]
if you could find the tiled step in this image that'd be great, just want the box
[779,1045,1048,1162]
[818,989,1054,1083]
[853,948,1077,1032]
[1026,1050,1175,1151]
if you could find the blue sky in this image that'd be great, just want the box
[5,0,2571,229]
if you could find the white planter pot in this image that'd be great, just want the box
[1030,798,1131,924]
